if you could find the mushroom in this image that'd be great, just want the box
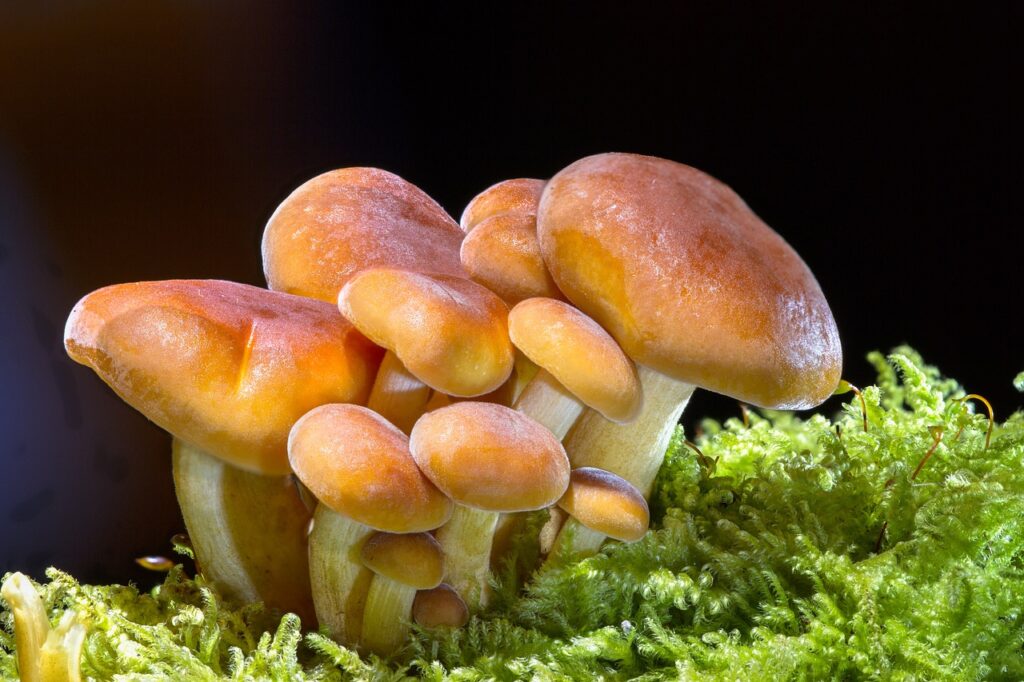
[64,280,382,623]
[359,532,444,654]
[288,403,452,646]
[412,584,469,629]
[549,467,650,559]
[409,401,570,607]
[1,572,86,682]
[338,268,515,427]
[460,177,546,233]
[537,153,842,551]
[262,167,468,431]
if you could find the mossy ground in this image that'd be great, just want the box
[3,348,1023,680]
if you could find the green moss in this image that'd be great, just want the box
[3,348,1023,680]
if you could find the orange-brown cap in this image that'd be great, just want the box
[508,298,641,423]
[412,584,469,629]
[460,213,563,306]
[538,153,842,409]
[339,268,514,397]
[64,280,382,475]
[557,467,649,542]
[262,167,466,303]
[288,404,453,532]
[360,532,444,589]
[460,178,546,233]
[409,402,570,512]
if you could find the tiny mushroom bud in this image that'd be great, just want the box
[359,532,444,654]
[413,584,470,629]
[289,404,453,646]
[552,467,650,558]
[410,402,570,608]
[460,177,546,233]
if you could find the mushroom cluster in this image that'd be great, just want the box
[59,153,842,655]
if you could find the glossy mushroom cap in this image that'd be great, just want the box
[339,268,514,397]
[64,280,382,475]
[538,152,842,409]
[557,467,649,542]
[409,402,570,512]
[288,404,453,532]
[263,167,466,303]
[461,213,563,305]
[360,532,444,589]
[412,584,469,629]
[460,178,546,233]
[509,298,641,423]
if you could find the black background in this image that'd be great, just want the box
[0,2,1018,585]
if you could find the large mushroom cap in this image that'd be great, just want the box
[288,404,453,532]
[538,152,842,409]
[262,167,466,303]
[409,402,570,512]
[508,298,641,422]
[64,280,382,474]
[339,268,514,397]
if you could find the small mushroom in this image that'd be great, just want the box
[460,177,546,233]
[412,583,469,629]
[538,153,842,551]
[550,467,650,558]
[359,532,444,654]
[410,402,569,607]
[64,280,382,624]
[339,268,515,430]
[1,572,86,682]
[288,403,452,646]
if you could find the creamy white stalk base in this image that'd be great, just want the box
[307,506,374,645]
[1,572,86,682]
[172,440,314,624]
[360,576,418,655]
[366,351,432,434]
[435,506,500,609]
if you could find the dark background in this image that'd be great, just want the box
[1,2,1018,585]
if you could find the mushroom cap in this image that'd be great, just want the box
[262,167,466,303]
[460,178,546,233]
[508,298,641,423]
[288,404,453,532]
[557,467,649,542]
[537,153,842,409]
[409,402,570,512]
[460,213,564,305]
[64,280,382,475]
[338,268,514,397]
[360,532,444,589]
[412,584,469,629]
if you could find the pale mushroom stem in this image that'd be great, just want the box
[1,572,86,682]
[434,506,499,609]
[172,440,315,625]
[360,577,417,655]
[548,520,609,559]
[367,351,433,434]
[512,368,585,440]
[547,368,695,554]
[307,506,374,645]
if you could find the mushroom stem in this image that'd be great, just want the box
[360,577,417,655]
[565,366,694,496]
[307,506,374,645]
[547,520,608,559]
[172,440,315,624]
[512,368,585,440]
[367,351,433,434]
[540,368,693,556]
[434,506,499,609]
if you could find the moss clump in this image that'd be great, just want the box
[3,348,1023,680]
